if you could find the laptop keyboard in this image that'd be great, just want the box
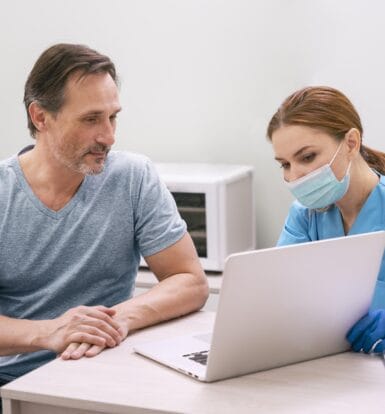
[182,350,209,365]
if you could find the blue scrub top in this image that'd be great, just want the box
[277,174,385,309]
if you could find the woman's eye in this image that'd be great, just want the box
[302,153,316,163]
[280,162,290,170]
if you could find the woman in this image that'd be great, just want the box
[267,86,385,354]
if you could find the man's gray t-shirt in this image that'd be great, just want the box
[0,150,186,381]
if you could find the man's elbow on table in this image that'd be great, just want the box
[191,269,210,311]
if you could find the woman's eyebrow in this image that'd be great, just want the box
[275,146,315,161]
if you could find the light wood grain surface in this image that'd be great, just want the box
[2,311,385,414]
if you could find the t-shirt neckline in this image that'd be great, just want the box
[11,154,89,220]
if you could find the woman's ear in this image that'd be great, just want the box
[344,128,361,159]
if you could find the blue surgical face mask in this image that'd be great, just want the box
[286,142,351,209]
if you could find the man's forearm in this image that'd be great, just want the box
[58,234,209,360]
[112,272,209,333]
[0,315,45,356]
[0,306,124,357]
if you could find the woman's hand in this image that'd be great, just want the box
[347,309,385,353]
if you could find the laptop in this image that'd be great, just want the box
[134,231,385,382]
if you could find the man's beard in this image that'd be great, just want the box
[56,143,111,176]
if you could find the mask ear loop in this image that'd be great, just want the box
[329,140,352,179]
[345,160,352,175]
[329,141,344,166]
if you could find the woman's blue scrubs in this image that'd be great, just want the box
[277,175,385,309]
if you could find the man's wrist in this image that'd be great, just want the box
[29,319,52,351]
[112,299,161,335]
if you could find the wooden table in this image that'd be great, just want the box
[2,311,385,414]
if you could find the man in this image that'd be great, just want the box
[0,44,208,390]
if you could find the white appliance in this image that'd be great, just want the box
[154,163,255,271]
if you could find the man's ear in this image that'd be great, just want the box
[28,102,49,134]
[344,128,361,160]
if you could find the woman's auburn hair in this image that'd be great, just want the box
[267,86,385,175]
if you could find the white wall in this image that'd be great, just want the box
[1,0,384,248]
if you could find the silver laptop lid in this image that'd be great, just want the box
[205,231,385,381]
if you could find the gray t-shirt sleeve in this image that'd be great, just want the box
[134,158,187,257]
